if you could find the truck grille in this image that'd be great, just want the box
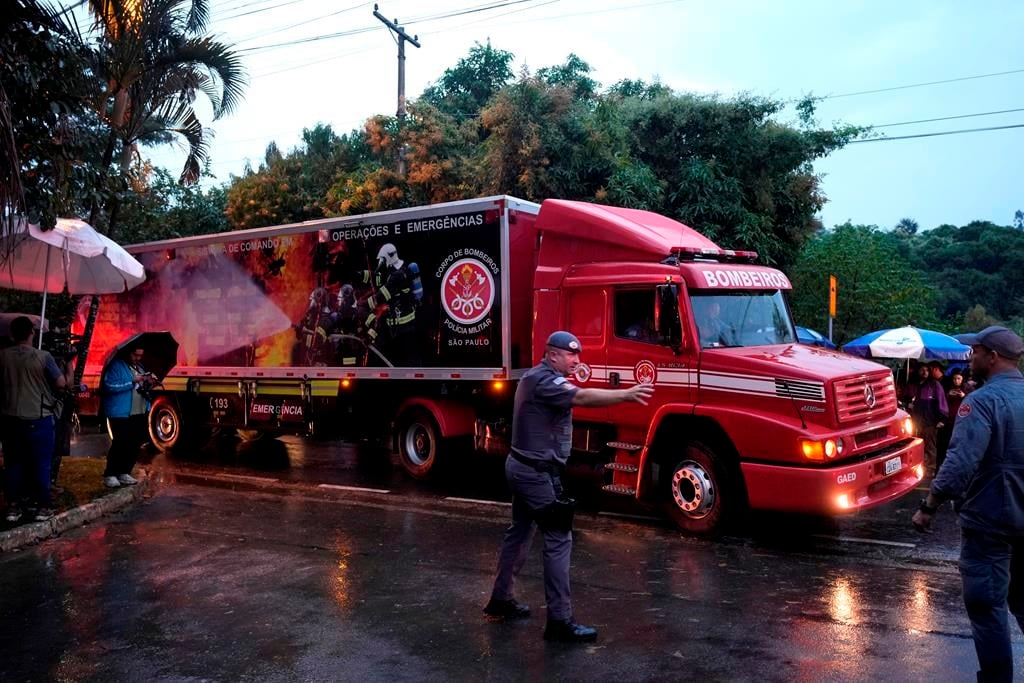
[834,374,897,424]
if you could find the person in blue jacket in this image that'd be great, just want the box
[913,325,1024,683]
[100,345,154,488]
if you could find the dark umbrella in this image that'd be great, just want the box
[103,331,179,380]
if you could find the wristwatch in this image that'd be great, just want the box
[919,498,938,515]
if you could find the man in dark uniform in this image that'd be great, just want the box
[483,330,654,642]
[913,325,1024,682]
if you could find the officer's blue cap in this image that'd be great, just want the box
[546,331,582,353]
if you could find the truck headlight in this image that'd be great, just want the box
[801,438,841,461]
[901,417,914,436]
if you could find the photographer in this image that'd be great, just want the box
[42,325,82,491]
[99,345,153,488]
[0,316,66,522]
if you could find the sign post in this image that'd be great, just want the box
[828,274,837,343]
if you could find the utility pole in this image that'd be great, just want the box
[373,4,420,176]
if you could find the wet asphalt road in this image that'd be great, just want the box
[0,429,1018,681]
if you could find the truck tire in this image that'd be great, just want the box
[396,409,442,480]
[149,396,208,452]
[661,442,732,536]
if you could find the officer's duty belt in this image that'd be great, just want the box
[510,450,563,475]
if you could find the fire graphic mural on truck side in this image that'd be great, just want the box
[77,209,505,375]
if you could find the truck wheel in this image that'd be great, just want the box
[397,409,442,480]
[661,442,731,536]
[149,397,184,451]
[149,397,209,452]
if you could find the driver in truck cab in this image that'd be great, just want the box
[695,299,734,348]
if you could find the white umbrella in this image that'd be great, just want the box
[0,217,146,347]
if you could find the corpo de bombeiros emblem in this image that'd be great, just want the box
[574,363,592,384]
[634,360,657,385]
[441,258,495,325]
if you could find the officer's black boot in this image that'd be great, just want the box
[483,598,531,619]
[543,618,598,642]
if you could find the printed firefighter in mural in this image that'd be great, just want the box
[296,286,338,365]
[360,243,424,366]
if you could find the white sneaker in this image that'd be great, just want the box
[117,474,138,485]
[103,476,121,488]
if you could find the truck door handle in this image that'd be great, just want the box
[609,372,620,387]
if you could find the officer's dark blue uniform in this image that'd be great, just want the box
[930,326,1024,682]
[484,331,597,641]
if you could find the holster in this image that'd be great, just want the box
[535,497,576,533]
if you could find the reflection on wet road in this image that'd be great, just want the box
[6,429,1004,680]
[0,482,998,681]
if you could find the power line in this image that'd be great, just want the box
[234,0,551,54]
[233,2,364,44]
[248,0,561,77]
[872,107,1024,128]
[422,0,684,36]
[822,68,1024,100]
[849,123,1024,144]
[216,0,313,22]
[236,25,382,54]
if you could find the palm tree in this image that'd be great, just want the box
[75,0,246,378]
[87,0,246,194]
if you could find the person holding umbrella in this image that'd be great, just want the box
[100,345,155,488]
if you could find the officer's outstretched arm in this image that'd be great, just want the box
[573,384,653,407]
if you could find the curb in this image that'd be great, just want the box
[0,473,156,552]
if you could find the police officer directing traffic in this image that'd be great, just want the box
[912,325,1024,683]
[484,330,654,642]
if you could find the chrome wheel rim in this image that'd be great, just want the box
[671,460,716,518]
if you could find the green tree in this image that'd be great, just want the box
[118,162,228,243]
[908,221,1024,325]
[789,223,939,343]
[420,41,514,119]
[225,124,376,228]
[894,217,918,236]
[537,53,598,101]
[1,0,102,242]
[607,93,864,267]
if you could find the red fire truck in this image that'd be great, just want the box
[78,196,923,534]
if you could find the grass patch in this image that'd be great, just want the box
[52,457,111,510]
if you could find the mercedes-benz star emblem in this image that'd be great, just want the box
[863,383,876,408]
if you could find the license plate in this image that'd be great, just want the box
[884,456,902,476]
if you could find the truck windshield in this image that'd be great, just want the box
[691,291,796,349]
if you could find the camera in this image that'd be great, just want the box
[41,328,82,362]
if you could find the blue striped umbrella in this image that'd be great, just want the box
[842,326,970,360]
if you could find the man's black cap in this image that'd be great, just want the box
[546,331,582,353]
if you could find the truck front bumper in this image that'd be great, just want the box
[740,437,924,515]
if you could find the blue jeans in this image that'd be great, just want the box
[2,415,55,509]
[959,527,1024,682]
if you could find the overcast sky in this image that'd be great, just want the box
[138,0,1022,232]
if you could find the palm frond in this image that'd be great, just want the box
[154,36,247,118]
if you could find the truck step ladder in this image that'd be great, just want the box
[603,439,643,495]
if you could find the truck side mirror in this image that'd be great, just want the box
[655,283,682,353]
